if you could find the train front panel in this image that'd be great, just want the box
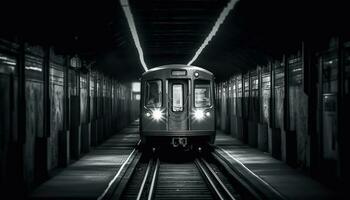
[140,65,215,147]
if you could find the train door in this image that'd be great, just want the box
[168,79,188,131]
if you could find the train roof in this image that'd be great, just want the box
[142,64,213,76]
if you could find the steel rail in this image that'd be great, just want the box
[147,158,160,200]
[200,157,236,200]
[97,140,140,200]
[136,159,153,200]
[195,158,225,200]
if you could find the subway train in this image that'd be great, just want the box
[140,64,215,148]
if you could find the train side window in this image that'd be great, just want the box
[172,84,184,112]
[194,80,211,107]
[146,80,162,107]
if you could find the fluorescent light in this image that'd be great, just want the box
[120,0,148,72]
[3,61,16,66]
[25,66,42,72]
[187,0,238,66]
[132,82,140,92]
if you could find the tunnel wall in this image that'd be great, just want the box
[217,48,309,167]
[216,37,350,183]
[0,38,137,195]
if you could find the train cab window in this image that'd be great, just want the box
[146,80,162,107]
[194,80,211,107]
[172,84,184,112]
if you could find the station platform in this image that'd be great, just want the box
[215,131,343,200]
[29,126,140,200]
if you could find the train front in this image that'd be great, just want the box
[140,65,215,149]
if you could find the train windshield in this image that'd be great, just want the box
[194,80,211,107]
[146,80,162,107]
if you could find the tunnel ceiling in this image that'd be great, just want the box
[1,0,347,81]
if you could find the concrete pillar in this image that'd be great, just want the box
[248,121,258,147]
[258,123,268,152]
[230,115,237,138]
[281,129,287,162]
[81,123,91,153]
[272,128,281,159]
[103,116,110,138]
[70,126,81,159]
[90,120,98,146]
[97,118,104,143]
[236,117,244,140]
[286,130,297,167]
[242,119,249,143]
[268,127,273,154]
[59,130,70,167]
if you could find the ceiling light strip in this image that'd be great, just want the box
[120,0,148,72]
[187,0,238,66]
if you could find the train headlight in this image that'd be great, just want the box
[205,111,211,117]
[193,109,211,121]
[146,108,164,122]
[194,109,205,121]
[152,109,163,121]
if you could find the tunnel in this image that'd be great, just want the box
[0,0,348,199]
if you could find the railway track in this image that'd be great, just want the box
[116,148,257,200]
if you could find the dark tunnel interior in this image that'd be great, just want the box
[2,0,349,80]
[0,0,349,199]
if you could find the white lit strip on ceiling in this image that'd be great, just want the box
[187,0,238,66]
[120,0,148,72]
